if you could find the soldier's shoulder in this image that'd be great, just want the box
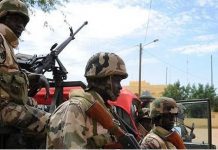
[141,132,162,149]
[69,89,95,104]
[69,89,94,100]
[70,98,92,113]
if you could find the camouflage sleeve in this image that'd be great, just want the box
[47,100,88,149]
[140,135,161,149]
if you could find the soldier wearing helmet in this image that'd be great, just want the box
[47,52,129,149]
[140,90,155,108]
[137,91,154,132]
[0,0,50,144]
[141,97,186,149]
[176,103,195,142]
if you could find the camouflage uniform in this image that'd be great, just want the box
[141,97,180,149]
[47,52,128,149]
[0,0,50,134]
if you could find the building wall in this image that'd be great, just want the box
[124,80,166,97]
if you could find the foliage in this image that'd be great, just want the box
[162,81,218,112]
[184,103,208,118]
[213,96,218,112]
[23,0,69,12]
[162,81,189,101]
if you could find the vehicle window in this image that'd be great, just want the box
[176,101,209,144]
[116,106,134,129]
[131,98,140,122]
[131,103,138,122]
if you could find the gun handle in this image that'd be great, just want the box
[86,101,124,138]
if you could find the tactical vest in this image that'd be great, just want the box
[0,25,28,104]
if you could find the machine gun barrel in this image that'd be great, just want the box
[35,21,88,74]
[55,21,88,55]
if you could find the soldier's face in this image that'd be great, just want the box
[4,13,27,38]
[108,75,123,101]
[100,75,123,101]
[160,113,177,131]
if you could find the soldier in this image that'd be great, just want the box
[176,103,195,142]
[0,0,50,138]
[141,97,186,149]
[47,52,131,149]
[136,91,154,133]
[140,90,155,108]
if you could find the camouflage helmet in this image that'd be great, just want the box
[150,97,178,118]
[0,0,29,24]
[85,52,128,79]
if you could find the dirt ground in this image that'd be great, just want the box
[212,128,218,148]
[192,128,218,148]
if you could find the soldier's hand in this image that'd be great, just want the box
[38,74,50,99]
[28,73,50,99]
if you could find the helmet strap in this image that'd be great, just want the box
[109,75,113,94]
[105,75,116,100]
[87,77,116,100]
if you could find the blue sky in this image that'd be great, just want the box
[18,0,218,90]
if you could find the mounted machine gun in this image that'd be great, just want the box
[16,21,88,112]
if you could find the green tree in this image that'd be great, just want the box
[0,0,69,12]
[214,96,218,112]
[24,0,69,12]
[162,82,218,112]
[162,81,188,101]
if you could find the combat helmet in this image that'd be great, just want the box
[150,97,178,118]
[85,52,128,79]
[0,0,29,24]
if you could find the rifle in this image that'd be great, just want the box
[189,122,195,139]
[86,101,140,149]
